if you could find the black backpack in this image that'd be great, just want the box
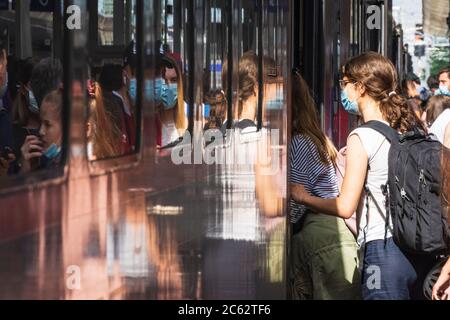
[361,121,450,256]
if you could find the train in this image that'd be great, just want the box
[0,0,409,300]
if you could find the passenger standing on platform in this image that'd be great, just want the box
[436,67,450,96]
[291,52,434,300]
[433,258,450,300]
[427,74,440,95]
[426,95,450,147]
[289,69,360,300]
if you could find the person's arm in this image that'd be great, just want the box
[291,134,368,219]
[443,122,450,149]
[432,258,450,300]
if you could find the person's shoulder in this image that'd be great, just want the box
[291,134,316,149]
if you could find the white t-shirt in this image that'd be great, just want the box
[429,109,450,144]
[161,121,180,147]
[350,121,394,247]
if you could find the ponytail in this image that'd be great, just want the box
[379,91,425,133]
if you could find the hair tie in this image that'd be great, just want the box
[389,91,397,97]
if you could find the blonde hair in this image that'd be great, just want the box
[90,84,122,159]
[292,72,337,166]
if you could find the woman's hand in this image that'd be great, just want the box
[0,153,15,177]
[432,259,450,300]
[290,183,310,205]
[20,136,44,172]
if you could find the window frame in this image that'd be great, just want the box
[0,0,68,195]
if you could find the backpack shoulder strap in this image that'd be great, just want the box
[359,121,398,143]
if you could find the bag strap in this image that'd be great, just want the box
[359,121,399,143]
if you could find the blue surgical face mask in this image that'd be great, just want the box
[129,78,137,103]
[437,85,450,96]
[144,78,164,103]
[340,90,360,115]
[266,90,284,110]
[0,72,8,97]
[43,143,61,160]
[28,90,40,115]
[161,83,178,110]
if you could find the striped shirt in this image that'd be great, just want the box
[289,134,339,223]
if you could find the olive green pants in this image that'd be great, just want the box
[289,213,361,300]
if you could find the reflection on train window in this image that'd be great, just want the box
[203,1,228,131]
[98,0,137,46]
[261,0,288,130]
[87,0,139,161]
[0,2,66,180]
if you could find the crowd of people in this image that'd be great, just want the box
[0,40,192,173]
[289,52,450,300]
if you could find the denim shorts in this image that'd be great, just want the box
[361,238,437,300]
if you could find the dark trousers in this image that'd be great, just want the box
[361,238,437,300]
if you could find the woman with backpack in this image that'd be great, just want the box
[289,69,360,300]
[291,52,437,300]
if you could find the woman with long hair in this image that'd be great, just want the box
[291,52,435,300]
[87,83,122,160]
[289,69,360,300]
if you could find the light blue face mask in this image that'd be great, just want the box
[0,72,8,97]
[340,90,360,115]
[266,91,284,110]
[161,83,178,110]
[28,90,40,115]
[43,143,61,160]
[129,78,137,103]
[144,78,164,103]
[436,85,450,96]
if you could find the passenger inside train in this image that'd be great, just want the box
[157,53,187,148]
[20,89,62,173]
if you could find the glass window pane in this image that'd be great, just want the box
[88,0,139,161]
[0,1,66,180]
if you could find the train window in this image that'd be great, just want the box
[0,1,67,184]
[97,0,136,46]
[87,0,140,162]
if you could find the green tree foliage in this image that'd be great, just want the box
[430,46,450,76]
